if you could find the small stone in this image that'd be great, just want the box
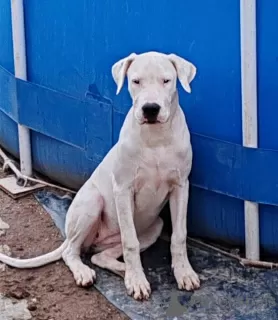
[0,244,11,256]
[0,217,10,230]
[0,294,32,320]
[27,300,37,311]
[0,245,11,271]
[0,264,6,272]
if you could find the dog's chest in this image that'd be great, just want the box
[133,148,182,194]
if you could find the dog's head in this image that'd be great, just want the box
[112,51,196,125]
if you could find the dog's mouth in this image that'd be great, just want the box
[143,119,160,125]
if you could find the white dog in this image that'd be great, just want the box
[0,51,200,300]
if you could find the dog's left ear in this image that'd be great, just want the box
[168,54,197,93]
[112,53,137,95]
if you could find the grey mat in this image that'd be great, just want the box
[35,190,278,320]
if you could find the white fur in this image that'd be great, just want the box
[0,51,200,300]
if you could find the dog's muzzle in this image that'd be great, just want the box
[142,103,161,124]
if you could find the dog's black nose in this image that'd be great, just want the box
[142,103,161,123]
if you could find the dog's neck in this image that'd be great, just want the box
[134,92,184,148]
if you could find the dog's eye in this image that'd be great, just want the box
[132,79,140,84]
[163,79,170,84]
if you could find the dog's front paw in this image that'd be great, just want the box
[74,264,96,287]
[125,269,151,300]
[173,264,200,291]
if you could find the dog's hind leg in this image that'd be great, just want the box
[91,217,164,278]
[91,244,125,278]
[62,183,103,287]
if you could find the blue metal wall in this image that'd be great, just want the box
[0,0,278,254]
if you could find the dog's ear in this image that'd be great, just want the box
[168,54,196,93]
[112,53,137,95]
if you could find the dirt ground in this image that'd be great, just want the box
[0,171,128,320]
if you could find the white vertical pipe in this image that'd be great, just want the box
[10,0,32,177]
[240,0,260,260]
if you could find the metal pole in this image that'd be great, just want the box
[10,0,32,177]
[240,0,260,260]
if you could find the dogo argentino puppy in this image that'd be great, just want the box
[0,51,200,300]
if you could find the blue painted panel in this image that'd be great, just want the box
[85,101,113,162]
[259,205,278,255]
[17,78,87,148]
[0,66,113,161]
[257,0,278,150]
[31,132,95,190]
[0,111,19,157]
[17,77,113,160]
[256,0,278,256]
[0,110,96,190]
[189,189,278,255]
[23,0,242,143]
[188,187,245,246]
[0,67,18,120]
[190,134,278,206]
[0,1,14,73]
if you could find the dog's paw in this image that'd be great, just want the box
[74,264,96,287]
[173,264,200,291]
[125,269,151,300]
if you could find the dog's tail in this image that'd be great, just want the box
[0,240,68,268]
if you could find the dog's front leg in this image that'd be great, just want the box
[114,186,151,300]
[169,179,200,291]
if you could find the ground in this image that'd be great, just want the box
[0,171,128,320]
